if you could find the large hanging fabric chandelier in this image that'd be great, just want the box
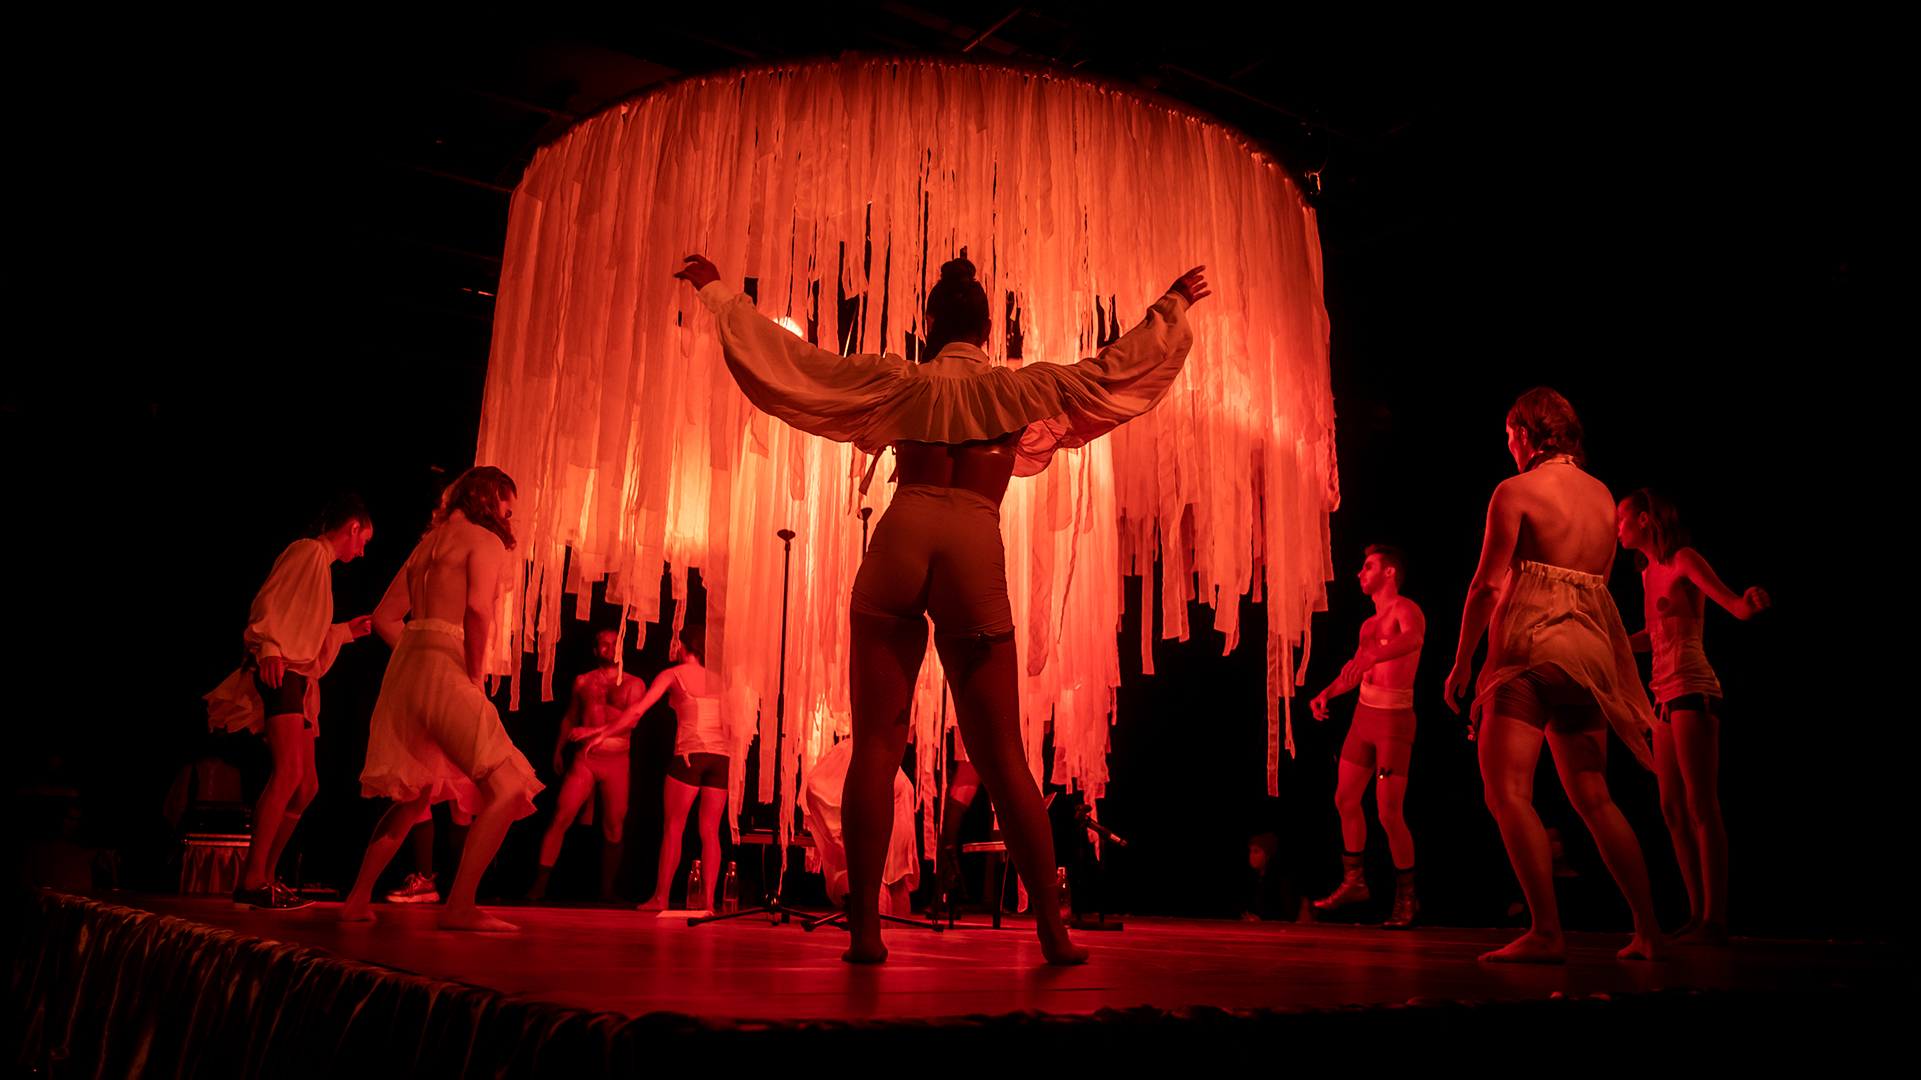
[476,53,1336,847]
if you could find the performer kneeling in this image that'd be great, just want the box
[1443,389,1665,963]
[678,249,1210,963]
[1308,545,1425,928]
[338,467,543,931]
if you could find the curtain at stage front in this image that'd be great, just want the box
[474,55,1336,850]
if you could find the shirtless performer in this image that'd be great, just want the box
[205,494,375,910]
[1309,544,1425,928]
[524,629,645,903]
[1443,388,1665,963]
[337,467,543,930]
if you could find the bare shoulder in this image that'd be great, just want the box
[1393,595,1426,621]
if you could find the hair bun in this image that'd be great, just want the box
[939,251,976,282]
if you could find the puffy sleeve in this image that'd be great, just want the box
[243,539,334,665]
[1009,291,1194,476]
[698,281,911,445]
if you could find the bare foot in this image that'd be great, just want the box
[1672,921,1730,947]
[842,912,887,963]
[1480,930,1566,964]
[439,906,519,932]
[1669,916,1702,939]
[1618,932,1667,960]
[337,900,376,923]
[1040,926,1089,965]
[636,895,668,912]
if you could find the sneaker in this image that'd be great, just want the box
[385,872,441,905]
[232,883,309,911]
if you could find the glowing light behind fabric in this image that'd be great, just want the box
[476,55,1336,846]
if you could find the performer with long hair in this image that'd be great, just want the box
[205,494,374,910]
[1443,389,1665,963]
[337,467,543,930]
[677,250,1209,963]
[1617,488,1769,945]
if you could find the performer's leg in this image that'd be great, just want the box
[638,776,699,910]
[1375,736,1416,871]
[1668,707,1728,944]
[598,756,631,903]
[694,784,728,909]
[938,629,1086,965]
[338,793,433,921]
[936,760,981,909]
[527,763,596,901]
[842,611,927,963]
[1316,754,1374,911]
[440,768,529,932]
[242,712,309,891]
[1477,711,1564,963]
[1546,721,1666,960]
[1653,719,1703,936]
[409,818,436,879]
[264,726,320,885]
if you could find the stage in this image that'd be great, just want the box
[9,889,1901,1076]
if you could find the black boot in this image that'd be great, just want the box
[1383,866,1418,929]
[1314,851,1370,911]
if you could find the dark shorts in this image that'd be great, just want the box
[1488,664,1604,732]
[667,752,730,789]
[1658,693,1722,722]
[851,485,1013,636]
[253,669,311,726]
[1340,703,1416,776]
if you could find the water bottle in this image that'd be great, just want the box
[685,860,703,911]
[721,861,739,913]
[1057,866,1072,921]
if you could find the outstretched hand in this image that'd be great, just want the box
[348,615,374,639]
[675,254,721,291]
[1743,586,1772,615]
[1168,266,1211,306]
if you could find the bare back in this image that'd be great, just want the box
[1494,462,1618,577]
[406,518,507,626]
[897,434,1019,504]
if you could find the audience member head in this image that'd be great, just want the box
[1505,386,1586,467]
[922,250,991,360]
[435,466,518,549]
[1249,832,1280,874]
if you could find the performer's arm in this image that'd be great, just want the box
[1675,548,1770,620]
[1340,604,1426,685]
[370,558,412,649]
[1445,487,1521,714]
[464,539,508,687]
[583,670,673,749]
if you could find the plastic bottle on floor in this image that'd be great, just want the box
[721,862,738,913]
[685,861,703,911]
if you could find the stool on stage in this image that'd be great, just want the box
[958,838,1010,929]
[181,833,250,894]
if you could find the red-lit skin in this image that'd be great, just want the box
[677,255,1208,964]
[1617,499,1770,946]
[340,493,524,931]
[1443,423,1666,963]
[592,636,726,912]
[242,519,375,896]
[529,630,645,897]
[1309,553,1425,871]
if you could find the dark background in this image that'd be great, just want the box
[9,8,1877,938]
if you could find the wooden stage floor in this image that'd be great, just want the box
[108,895,1895,1022]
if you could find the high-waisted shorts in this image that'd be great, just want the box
[253,669,311,726]
[851,484,1013,636]
[667,752,730,790]
[1489,663,1604,731]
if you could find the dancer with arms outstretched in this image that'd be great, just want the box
[678,250,1208,963]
